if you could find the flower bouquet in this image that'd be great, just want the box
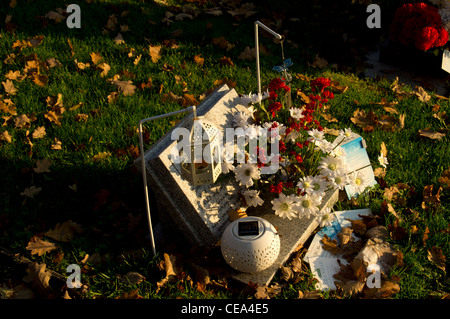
[380,2,449,75]
[224,74,366,227]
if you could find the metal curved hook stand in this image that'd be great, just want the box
[254,20,283,102]
[138,105,197,257]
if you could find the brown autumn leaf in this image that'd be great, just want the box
[75,113,89,122]
[34,159,52,173]
[295,89,310,104]
[0,130,12,143]
[350,108,378,130]
[97,63,111,77]
[363,279,400,298]
[26,236,58,256]
[321,113,338,123]
[438,167,450,191]
[180,93,198,107]
[238,46,255,60]
[44,110,63,126]
[107,91,119,104]
[20,186,42,198]
[212,36,234,51]
[308,54,328,69]
[32,74,48,87]
[74,59,90,70]
[337,227,353,245]
[2,79,17,95]
[114,33,125,45]
[112,80,136,96]
[5,70,22,81]
[330,80,348,93]
[320,234,341,255]
[46,57,62,68]
[51,138,62,150]
[90,52,103,65]
[149,44,162,63]
[32,126,46,139]
[346,218,367,236]
[44,220,83,242]
[418,128,446,140]
[220,56,234,67]
[427,246,446,272]
[14,114,31,129]
[414,86,431,103]
[92,151,111,162]
[0,99,17,115]
[213,78,236,89]
[422,184,442,210]
[22,262,53,297]
[193,54,204,66]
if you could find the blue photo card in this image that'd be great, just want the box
[339,136,377,199]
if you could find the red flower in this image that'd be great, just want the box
[268,102,282,117]
[268,91,278,100]
[269,182,283,194]
[390,2,448,51]
[310,77,331,93]
[415,26,439,51]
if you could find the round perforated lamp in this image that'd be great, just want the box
[221,216,280,274]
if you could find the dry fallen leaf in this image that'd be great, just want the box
[149,44,162,63]
[237,46,255,60]
[44,110,63,126]
[32,126,46,139]
[51,138,62,150]
[34,159,52,173]
[90,52,103,65]
[112,80,136,96]
[427,246,446,272]
[14,114,31,129]
[320,234,341,255]
[26,237,58,256]
[22,262,53,297]
[92,151,111,161]
[414,86,431,103]
[20,186,42,198]
[418,129,446,140]
[194,54,204,66]
[120,272,146,286]
[1,130,12,143]
[2,79,17,95]
[44,220,83,242]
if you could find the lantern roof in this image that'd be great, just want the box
[184,117,219,145]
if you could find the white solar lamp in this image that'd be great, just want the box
[221,216,280,273]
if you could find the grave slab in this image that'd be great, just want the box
[135,84,339,286]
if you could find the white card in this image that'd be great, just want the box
[442,49,450,74]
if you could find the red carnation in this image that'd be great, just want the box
[310,77,331,93]
[415,26,439,51]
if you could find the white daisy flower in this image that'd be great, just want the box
[297,193,322,219]
[289,107,305,120]
[243,189,264,207]
[318,155,346,177]
[349,171,366,194]
[271,193,299,220]
[378,152,389,168]
[221,162,235,174]
[314,139,334,154]
[316,207,335,228]
[297,175,315,193]
[339,128,357,140]
[328,169,349,190]
[234,163,260,188]
[309,175,328,199]
[329,145,347,158]
[307,129,325,143]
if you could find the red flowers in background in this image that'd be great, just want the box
[390,2,448,51]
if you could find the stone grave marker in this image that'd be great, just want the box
[135,84,339,286]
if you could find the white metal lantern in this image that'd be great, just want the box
[221,216,280,273]
[180,117,222,186]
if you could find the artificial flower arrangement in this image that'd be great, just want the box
[390,2,449,52]
[225,73,367,227]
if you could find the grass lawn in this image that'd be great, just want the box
[0,0,449,300]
